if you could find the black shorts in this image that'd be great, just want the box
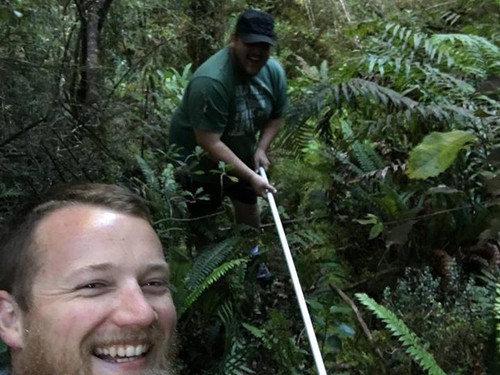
[184,177,257,218]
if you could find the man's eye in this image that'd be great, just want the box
[82,283,101,288]
[76,281,107,290]
[143,280,169,290]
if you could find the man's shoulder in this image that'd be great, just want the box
[193,47,231,82]
[263,56,286,78]
[0,368,9,375]
[266,56,284,71]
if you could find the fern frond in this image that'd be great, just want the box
[179,258,248,318]
[135,154,159,190]
[216,302,255,375]
[369,23,453,73]
[185,237,238,290]
[222,339,255,375]
[430,34,500,76]
[351,140,385,172]
[286,226,328,249]
[356,293,446,375]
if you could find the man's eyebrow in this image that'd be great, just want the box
[142,263,170,277]
[67,263,115,278]
[65,262,170,280]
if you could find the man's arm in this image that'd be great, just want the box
[194,129,277,197]
[253,117,283,172]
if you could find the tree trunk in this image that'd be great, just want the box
[74,0,113,124]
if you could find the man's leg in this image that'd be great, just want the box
[181,179,224,251]
[231,198,272,284]
[231,199,261,229]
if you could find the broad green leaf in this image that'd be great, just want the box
[336,323,355,336]
[355,213,378,225]
[369,222,384,239]
[407,131,476,179]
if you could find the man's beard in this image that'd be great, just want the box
[13,322,177,375]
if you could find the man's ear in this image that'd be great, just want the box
[229,33,237,47]
[0,290,25,350]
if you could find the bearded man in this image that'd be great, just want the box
[0,183,177,375]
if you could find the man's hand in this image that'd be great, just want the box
[253,147,270,172]
[249,172,277,197]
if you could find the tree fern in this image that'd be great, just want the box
[178,258,248,318]
[356,293,446,375]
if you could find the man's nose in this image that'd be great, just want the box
[111,283,157,327]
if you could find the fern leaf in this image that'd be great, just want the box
[179,258,248,318]
[185,237,238,290]
[135,155,158,190]
[356,293,446,375]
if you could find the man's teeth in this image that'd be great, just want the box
[94,344,148,358]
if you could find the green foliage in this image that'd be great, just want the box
[496,284,500,357]
[184,238,239,290]
[179,258,248,318]
[376,266,496,373]
[0,339,7,369]
[242,309,310,375]
[407,131,477,179]
[357,292,446,375]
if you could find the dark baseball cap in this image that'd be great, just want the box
[235,9,276,46]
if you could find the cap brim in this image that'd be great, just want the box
[239,33,275,46]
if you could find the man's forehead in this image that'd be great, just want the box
[35,204,124,232]
[32,204,163,266]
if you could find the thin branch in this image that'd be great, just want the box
[329,283,387,370]
[49,127,93,181]
[41,142,67,182]
[342,266,403,291]
[0,117,47,150]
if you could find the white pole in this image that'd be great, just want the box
[259,167,327,375]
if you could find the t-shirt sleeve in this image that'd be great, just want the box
[270,61,288,119]
[184,76,229,133]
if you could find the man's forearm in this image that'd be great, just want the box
[203,139,257,182]
[194,128,277,196]
[256,117,283,152]
[194,129,257,181]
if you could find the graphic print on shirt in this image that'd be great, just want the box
[229,83,272,136]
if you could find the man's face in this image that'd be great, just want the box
[13,204,177,375]
[230,36,271,77]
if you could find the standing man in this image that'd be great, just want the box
[169,9,287,230]
[0,184,177,375]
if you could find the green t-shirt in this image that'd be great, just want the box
[170,46,287,183]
